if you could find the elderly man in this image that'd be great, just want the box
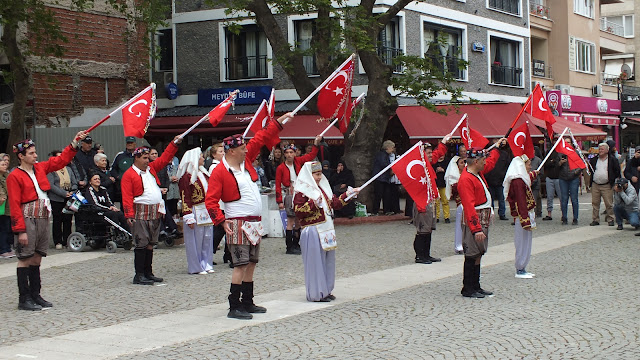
[612,177,639,231]
[589,142,620,226]
[74,135,97,175]
[111,136,137,205]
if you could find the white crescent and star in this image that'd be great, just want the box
[514,132,526,150]
[461,126,470,141]
[325,71,349,97]
[561,139,574,152]
[128,99,148,118]
[406,159,425,180]
[538,98,547,112]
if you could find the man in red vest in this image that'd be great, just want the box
[7,131,88,311]
[205,113,292,320]
[121,136,182,285]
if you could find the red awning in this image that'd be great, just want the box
[626,117,640,125]
[146,114,252,136]
[525,113,607,141]
[582,114,620,126]
[244,115,345,144]
[559,112,582,123]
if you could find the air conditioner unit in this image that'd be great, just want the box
[555,84,571,94]
[163,71,174,86]
[592,84,603,97]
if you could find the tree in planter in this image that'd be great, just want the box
[210,0,468,208]
[1,0,169,165]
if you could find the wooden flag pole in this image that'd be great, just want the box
[536,127,569,172]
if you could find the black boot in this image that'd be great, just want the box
[414,234,431,264]
[461,257,483,298]
[293,229,302,254]
[424,233,441,262]
[285,230,294,254]
[241,281,267,313]
[29,265,52,308]
[228,283,252,319]
[17,268,41,311]
[474,264,493,296]
[133,249,153,285]
[144,249,163,282]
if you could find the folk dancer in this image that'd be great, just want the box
[445,155,465,255]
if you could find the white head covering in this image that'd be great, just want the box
[444,155,461,200]
[177,147,209,191]
[503,155,531,199]
[293,161,333,202]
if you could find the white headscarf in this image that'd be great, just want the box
[503,155,531,199]
[293,161,333,204]
[444,155,461,200]
[177,148,209,191]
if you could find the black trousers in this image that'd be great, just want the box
[51,201,73,246]
[373,181,392,214]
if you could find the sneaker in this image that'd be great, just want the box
[542,216,552,221]
[1,252,15,258]
[617,224,623,230]
[55,244,63,250]
[590,221,600,226]
[198,271,208,275]
[462,292,485,298]
[207,269,215,273]
[561,218,568,225]
[608,221,615,226]
[454,250,464,255]
[227,308,252,320]
[572,219,578,225]
[444,218,451,223]
[515,270,533,279]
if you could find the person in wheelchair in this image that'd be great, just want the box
[85,172,130,233]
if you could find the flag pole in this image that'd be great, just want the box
[567,128,593,175]
[504,96,531,138]
[85,83,155,134]
[536,127,569,172]
[319,118,339,137]
[346,141,423,200]
[242,100,268,138]
[448,113,468,137]
[284,54,355,124]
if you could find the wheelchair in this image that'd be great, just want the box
[67,205,133,253]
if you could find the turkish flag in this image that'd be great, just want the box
[556,138,586,170]
[247,100,269,135]
[524,83,556,137]
[264,89,281,149]
[317,58,354,121]
[340,93,364,134]
[507,122,534,159]
[459,117,489,149]
[390,143,438,212]
[122,85,156,137]
[208,93,235,127]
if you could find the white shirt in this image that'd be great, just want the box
[286,163,297,186]
[131,165,164,208]
[22,167,51,212]
[472,173,492,210]
[593,157,609,185]
[222,156,262,219]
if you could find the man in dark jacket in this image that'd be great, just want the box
[74,136,97,175]
[372,140,395,215]
[111,136,137,205]
[589,142,621,226]
[623,146,640,192]
[484,142,511,220]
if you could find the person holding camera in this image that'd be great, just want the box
[612,177,639,231]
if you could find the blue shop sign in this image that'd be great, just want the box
[166,83,179,100]
[198,86,272,106]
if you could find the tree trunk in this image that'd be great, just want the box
[344,49,397,211]
[3,22,30,168]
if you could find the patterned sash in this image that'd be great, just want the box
[134,203,162,220]
[22,199,50,219]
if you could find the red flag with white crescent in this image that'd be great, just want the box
[459,117,489,149]
[524,84,556,137]
[247,100,268,135]
[122,85,156,137]
[390,144,437,212]
[556,137,586,170]
[507,122,534,159]
[208,93,235,127]
[317,57,354,122]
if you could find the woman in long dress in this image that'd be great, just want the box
[177,148,214,275]
[293,161,358,302]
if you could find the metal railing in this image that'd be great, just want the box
[224,55,268,80]
[377,46,403,73]
[491,64,523,86]
[600,18,624,37]
[425,53,464,79]
[531,62,553,79]
[529,2,550,18]
[489,0,520,15]
[601,72,620,86]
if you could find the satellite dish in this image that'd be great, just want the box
[621,64,632,78]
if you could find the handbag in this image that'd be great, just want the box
[192,203,213,226]
[0,201,5,216]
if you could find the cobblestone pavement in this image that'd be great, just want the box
[1,193,637,359]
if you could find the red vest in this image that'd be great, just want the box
[457,149,499,234]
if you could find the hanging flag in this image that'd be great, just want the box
[122,85,156,138]
[317,57,354,122]
[524,83,556,138]
[208,92,235,127]
[340,93,365,134]
[556,137,586,170]
[459,116,489,149]
[507,122,534,159]
[390,143,437,212]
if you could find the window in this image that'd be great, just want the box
[575,39,595,73]
[378,17,403,72]
[155,29,173,72]
[224,25,269,80]
[601,15,634,38]
[488,0,520,16]
[424,24,464,79]
[490,36,522,86]
[294,20,318,76]
[574,0,594,18]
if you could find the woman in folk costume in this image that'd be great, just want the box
[445,155,465,255]
[503,154,539,279]
[177,148,215,275]
[293,161,359,302]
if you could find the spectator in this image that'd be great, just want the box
[111,136,137,205]
[69,156,87,191]
[330,160,356,218]
[388,147,402,215]
[433,153,450,223]
[558,151,581,225]
[152,148,180,237]
[623,146,640,193]
[46,150,78,249]
[207,142,225,174]
[458,145,467,160]
[84,172,130,233]
[589,142,620,226]
[74,136,97,175]
[543,149,562,221]
[484,141,511,220]
[206,141,229,266]
[264,147,283,183]
[321,160,332,179]
[372,140,395,216]
[93,153,116,200]
[0,153,14,258]
[612,177,639,231]
[530,147,543,218]
[203,145,214,170]
[252,157,268,188]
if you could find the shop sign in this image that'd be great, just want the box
[198,86,272,106]
[559,94,621,115]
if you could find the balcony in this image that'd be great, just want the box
[377,46,403,73]
[529,3,550,19]
[491,63,523,87]
[600,18,624,37]
[224,55,268,80]
[488,0,520,15]
[601,72,621,86]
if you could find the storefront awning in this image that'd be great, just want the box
[525,114,607,141]
[246,115,344,145]
[582,114,620,126]
[559,112,582,123]
[146,114,252,136]
[625,117,640,125]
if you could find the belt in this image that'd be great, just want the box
[228,216,261,222]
